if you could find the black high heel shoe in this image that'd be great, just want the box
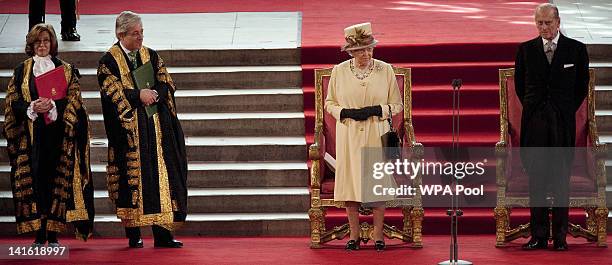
[345,239,360,251]
[375,240,385,252]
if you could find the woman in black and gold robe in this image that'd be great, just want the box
[97,11,187,248]
[3,24,94,246]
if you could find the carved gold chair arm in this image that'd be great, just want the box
[495,141,508,157]
[309,129,322,160]
[592,142,608,158]
[405,141,424,159]
[309,143,320,161]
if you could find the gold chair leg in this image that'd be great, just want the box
[494,206,508,247]
[308,207,325,248]
[595,207,608,247]
[585,207,596,233]
[402,206,413,239]
[411,207,424,248]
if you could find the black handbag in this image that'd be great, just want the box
[381,105,402,160]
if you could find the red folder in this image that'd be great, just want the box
[34,66,68,124]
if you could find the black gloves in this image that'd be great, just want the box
[361,105,382,117]
[340,108,368,121]
[340,105,383,121]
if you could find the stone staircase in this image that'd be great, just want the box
[0,47,310,237]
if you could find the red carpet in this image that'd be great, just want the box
[1,236,609,264]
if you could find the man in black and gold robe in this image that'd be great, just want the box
[4,24,94,245]
[96,11,187,248]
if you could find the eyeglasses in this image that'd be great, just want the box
[34,39,51,46]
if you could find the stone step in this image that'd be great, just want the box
[0,89,304,113]
[0,187,310,215]
[0,112,305,137]
[0,161,309,190]
[592,62,612,86]
[587,44,612,63]
[0,48,301,70]
[0,213,310,236]
[596,110,612,134]
[0,137,307,163]
[0,65,302,90]
[596,86,612,110]
[607,160,612,187]
[609,211,612,233]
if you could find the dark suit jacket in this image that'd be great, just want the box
[514,33,589,147]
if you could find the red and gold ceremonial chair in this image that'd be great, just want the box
[308,66,424,248]
[494,68,608,247]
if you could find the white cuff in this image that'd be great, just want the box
[152,90,159,102]
[27,102,38,121]
[48,101,58,122]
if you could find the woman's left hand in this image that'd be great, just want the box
[32,98,53,113]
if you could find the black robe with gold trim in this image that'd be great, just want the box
[3,57,94,239]
[97,43,188,230]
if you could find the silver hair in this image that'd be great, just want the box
[535,3,559,19]
[115,11,142,39]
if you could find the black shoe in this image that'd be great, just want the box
[61,28,80,41]
[553,240,568,251]
[154,239,183,248]
[47,239,60,248]
[374,240,386,252]
[31,242,44,248]
[128,238,144,248]
[345,239,360,251]
[522,238,547,250]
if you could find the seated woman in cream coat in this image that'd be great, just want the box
[325,22,403,251]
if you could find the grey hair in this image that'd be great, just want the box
[115,11,142,39]
[535,3,559,19]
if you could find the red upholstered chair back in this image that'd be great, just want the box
[499,68,596,196]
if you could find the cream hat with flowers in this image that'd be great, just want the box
[342,22,378,51]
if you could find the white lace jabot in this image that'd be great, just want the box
[32,55,55,77]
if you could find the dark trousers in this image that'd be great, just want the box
[29,0,76,31]
[521,104,573,242]
[35,219,58,243]
[125,226,173,242]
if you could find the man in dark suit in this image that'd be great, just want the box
[29,0,80,41]
[515,3,589,251]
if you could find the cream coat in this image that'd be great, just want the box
[325,59,403,202]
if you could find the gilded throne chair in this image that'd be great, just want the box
[308,66,424,248]
[494,68,608,247]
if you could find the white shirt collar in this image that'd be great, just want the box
[32,55,55,77]
[542,30,560,47]
[119,41,138,55]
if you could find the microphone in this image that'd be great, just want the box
[452,79,462,89]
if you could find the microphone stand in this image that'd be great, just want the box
[439,79,471,265]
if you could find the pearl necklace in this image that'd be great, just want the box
[350,59,374,80]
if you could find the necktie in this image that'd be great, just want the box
[128,51,138,68]
[545,42,555,64]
